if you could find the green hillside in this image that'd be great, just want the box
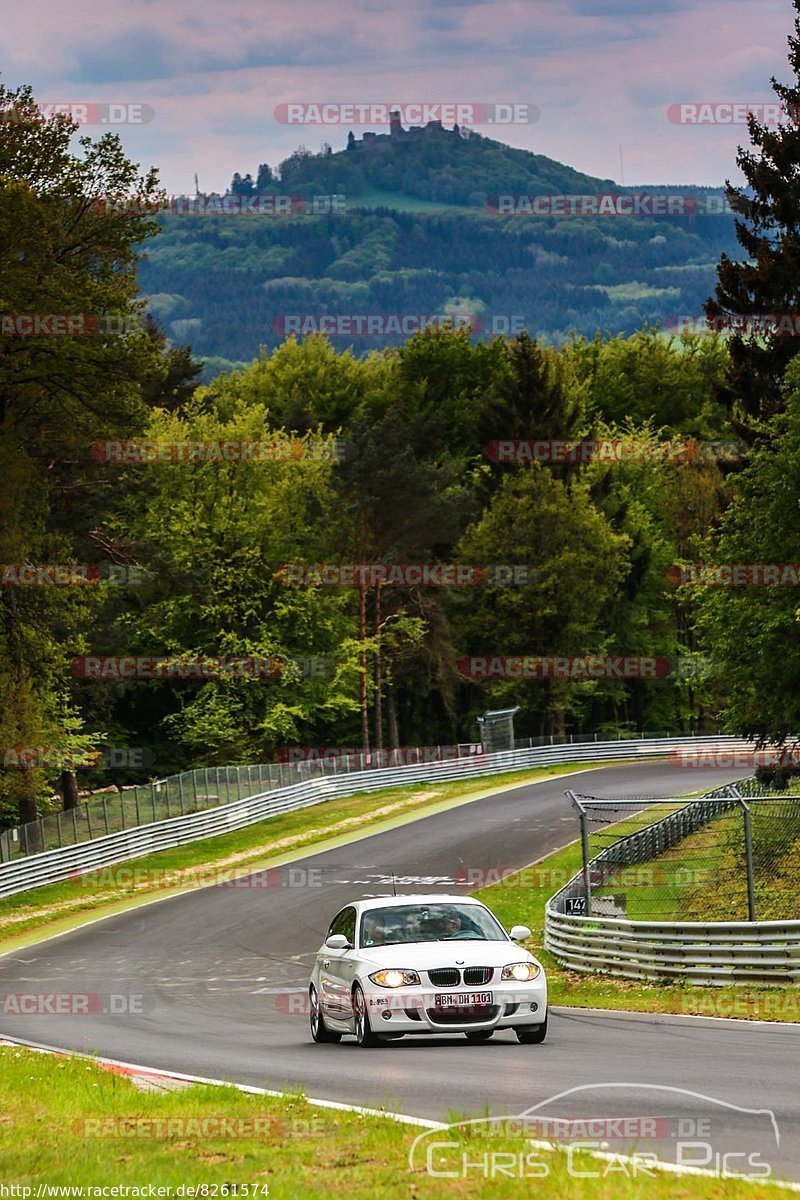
[139,126,737,373]
[271,125,617,207]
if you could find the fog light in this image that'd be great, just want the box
[381,1010,392,1021]
[529,1002,538,1012]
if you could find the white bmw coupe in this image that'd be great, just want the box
[308,894,547,1047]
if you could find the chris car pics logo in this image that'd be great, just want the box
[408,1084,779,1182]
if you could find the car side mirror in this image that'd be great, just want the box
[325,934,351,950]
[509,924,532,942]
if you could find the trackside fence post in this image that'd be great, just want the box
[737,793,757,922]
[567,789,592,916]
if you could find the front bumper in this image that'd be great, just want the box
[363,980,547,1033]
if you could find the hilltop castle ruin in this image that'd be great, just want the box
[346,111,466,150]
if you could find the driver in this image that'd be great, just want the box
[418,908,464,939]
[438,911,462,938]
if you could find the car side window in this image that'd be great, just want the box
[328,906,356,944]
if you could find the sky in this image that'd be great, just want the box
[0,0,796,193]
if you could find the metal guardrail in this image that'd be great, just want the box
[0,729,707,862]
[0,734,756,900]
[545,912,800,986]
[545,781,800,985]
[0,749,479,863]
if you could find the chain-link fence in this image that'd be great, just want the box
[0,727,701,864]
[0,748,487,863]
[561,784,800,922]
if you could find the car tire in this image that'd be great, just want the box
[352,983,382,1047]
[516,1013,547,1044]
[465,1030,494,1042]
[309,986,341,1044]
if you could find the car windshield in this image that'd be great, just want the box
[359,903,507,947]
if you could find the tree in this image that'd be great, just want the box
[562,328,729,434]
[0,83,164,824]
[332,399,468,748]
[207,334,374,435]
[230,172,255,197]
[100,383,364,764]
[695,354,800,742]
[140,316,203,413]
[583,422,718,734]
[256,163,275,193]
[455,467,630,737]
[706,0,800,427]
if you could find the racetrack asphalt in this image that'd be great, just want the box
[1,760,797,1181]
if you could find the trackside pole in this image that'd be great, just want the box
[566,789,592,916]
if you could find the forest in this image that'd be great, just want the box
[2,65,800,829]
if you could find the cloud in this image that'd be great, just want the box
[568,0,689,12]
[69,28,179,83]
[0,0,794,190]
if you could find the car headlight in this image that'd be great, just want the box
[368,969,421,988]
[501,962,540,982]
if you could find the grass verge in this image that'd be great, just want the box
[5,759,794,1025]
[0,762,611,952]
[0,1044,787,1196]
[590,804,800,923]
[475,839,800,1023]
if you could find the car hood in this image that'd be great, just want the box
[357,941,540,970]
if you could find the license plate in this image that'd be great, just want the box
[435,991,492,1007]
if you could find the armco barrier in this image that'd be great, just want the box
[0,735,756,900]
[545,782,800,985]
[544,908,800,986]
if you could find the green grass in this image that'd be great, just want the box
[5,760,797,1026]
[590,798,800,923]
[476,837,800,1022]
[347,187,479,214]
[1,766,798,1191]
[0,762,613,951]
[0,1045,786,1196]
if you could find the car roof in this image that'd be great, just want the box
[350,894,487,912]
